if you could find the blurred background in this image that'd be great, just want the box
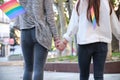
[0,0,120,62]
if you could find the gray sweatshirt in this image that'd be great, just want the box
[14,0,58,50]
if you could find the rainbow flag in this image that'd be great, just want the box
[0,0,25,19]
[90,6,97,29]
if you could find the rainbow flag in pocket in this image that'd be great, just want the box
[0,0,25,19]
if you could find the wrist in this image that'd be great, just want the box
[62,38,68,45]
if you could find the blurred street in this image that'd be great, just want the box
[0,65,120,80]
[0,57,120,80]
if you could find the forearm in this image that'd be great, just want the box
[111,10,120,40]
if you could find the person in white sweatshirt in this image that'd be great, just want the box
[56,0,120,80]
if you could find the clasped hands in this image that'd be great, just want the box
[54,38,68,51]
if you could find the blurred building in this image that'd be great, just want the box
[0,9,10,57]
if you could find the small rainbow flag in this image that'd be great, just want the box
[90,6,97,29]
[0,0,25,19]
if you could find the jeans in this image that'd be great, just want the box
[21,28,48,80]
[78,42,108,80]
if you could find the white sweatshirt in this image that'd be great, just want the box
[63,0,120,45]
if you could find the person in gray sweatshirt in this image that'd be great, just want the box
[13,0,61,80]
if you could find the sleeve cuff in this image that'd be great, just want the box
[63,33,72,42]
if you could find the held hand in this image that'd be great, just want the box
[54,39,65,51]
[54,37,68,51]
[57,41,66,51]
[55,39,61,49]
[54,36,60,49]
[56,39,68,51]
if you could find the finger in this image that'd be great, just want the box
[56,39,61,43]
